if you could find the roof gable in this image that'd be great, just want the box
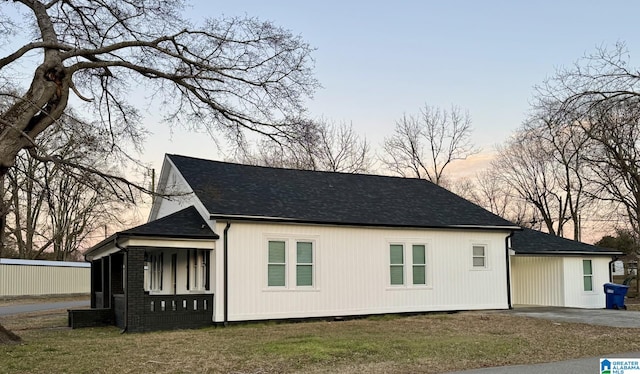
[511,228,620,255]
[167,154,518,229]
[122,205,218,239]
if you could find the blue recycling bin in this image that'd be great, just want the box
[604,283,629,310]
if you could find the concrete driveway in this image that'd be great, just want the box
[507,306,640,328]
[0,300,89,316]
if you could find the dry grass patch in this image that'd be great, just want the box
[0,294,89,307]
[1,311,639,373]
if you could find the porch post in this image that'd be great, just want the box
[90,260,97,308]
[125,248,145,332]
[103,256,111,308]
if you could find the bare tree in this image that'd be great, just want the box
[0,0,318,246]
[5,119,137,260]
[491,129,570,236]
[6,152,50,259]
[454,166,545,230]
[455,170,511,219]
[236,119,373,173]
[533,43,640,241]
[516,105,594,240]
[382,104,479,185]
[581,101,640,237]
[539,42,640,115]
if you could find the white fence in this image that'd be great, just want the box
[0,258,90,297]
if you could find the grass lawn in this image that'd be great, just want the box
[1,308,640,373]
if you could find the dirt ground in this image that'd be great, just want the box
[0,323,21,344]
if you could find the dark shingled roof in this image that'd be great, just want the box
[121,205,218,239]
[511,228,620,256]
[168,154,518,229]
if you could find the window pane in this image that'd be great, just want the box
[583,260,592,275]
[413,266,426,285]
[297,265,313,286]
[473,257,485,267]
[390,265,404,285]
[473,246,485,257]
[413,245,425,264]
[390,245,404,265]
[297,242,313,264]
[268,241,286,263]
[584,275,593,291]
[268,264,285,286]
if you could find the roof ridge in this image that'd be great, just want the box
[166,153,433,183]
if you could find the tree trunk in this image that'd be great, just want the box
[0,174,6,258]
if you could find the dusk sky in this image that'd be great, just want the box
[3,1,639,240]
[140,1,640,175]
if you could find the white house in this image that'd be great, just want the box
[71,154,620,332]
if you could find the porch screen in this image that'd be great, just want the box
[268,241,286,286]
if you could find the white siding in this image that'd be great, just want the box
[150,164,202,221]
[0,260,90,297]
[511,255,610,308]
[511,256,564,306]
[563,257,609,308]
[214,222,510,322]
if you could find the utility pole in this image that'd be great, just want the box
[151,168,156,194]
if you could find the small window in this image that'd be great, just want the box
[472,245,486,268]
[412,245,426,285]
[583,260,593,291]
[296,242,313,286]
[390,244,404,285]
[268,241,286,287]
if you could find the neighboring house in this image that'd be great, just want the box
[510,228,620,308]
[70,154,620,332]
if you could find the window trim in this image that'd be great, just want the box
[264,235,319,291]
[267,240,287,288]
[583,259,594,292]
[387,240,431,289]
[412,244,426,285]
[471,243,489,270]
[296,241,314,287]
[389,243,405,286]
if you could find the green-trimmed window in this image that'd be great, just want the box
[472,245,486,268]
[268,241,286,287]
[583,260,593,291]
[296,242,313,286]
[412,245,426,285]
[390,244,404,285]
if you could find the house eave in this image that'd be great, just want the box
[120,232,219,240]
[513,250,624,257]
[120,235,216,249]
[83,233,119,261]
[84,233,217,261]
[209,214,521,231]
